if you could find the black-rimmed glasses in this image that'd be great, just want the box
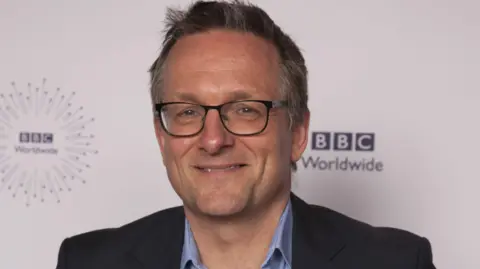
[154,100,287,137]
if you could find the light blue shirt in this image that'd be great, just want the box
[180,200,293,269]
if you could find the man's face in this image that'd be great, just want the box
[155,30,309,217]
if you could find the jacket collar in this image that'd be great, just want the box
[125,207,185,269]
[290,193,346,268]
[126,192,346,269]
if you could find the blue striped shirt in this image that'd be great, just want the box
[180,200,293,269]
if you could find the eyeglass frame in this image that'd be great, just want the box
[154,99,288,137]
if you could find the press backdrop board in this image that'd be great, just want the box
[0,1,479,268]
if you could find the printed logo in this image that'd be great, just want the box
[0,79,98,206]
[300,132,383,172]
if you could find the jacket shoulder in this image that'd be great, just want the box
[310,205,435,269]
[310,204,428,244]
[55,206,184,268]
[67,206,183,246]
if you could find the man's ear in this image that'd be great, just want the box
[291,111,310,164]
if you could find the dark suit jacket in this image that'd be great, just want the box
[55,193,436,268]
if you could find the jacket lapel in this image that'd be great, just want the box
[119,193,346,269]
[124,207,186,269]
[291,193,346,268]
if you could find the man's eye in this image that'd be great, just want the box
[237,107,260,115]
[178,109,199,117]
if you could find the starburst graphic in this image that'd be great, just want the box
[0,78,98,206]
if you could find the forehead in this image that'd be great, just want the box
[162,30,281,102]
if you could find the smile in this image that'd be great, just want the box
[194,164,247,172]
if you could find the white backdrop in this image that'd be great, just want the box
[1,0,479,268]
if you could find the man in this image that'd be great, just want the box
[55,1,436,268]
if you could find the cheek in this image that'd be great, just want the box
[269,138,291,168]
[264,121,292,158]
[162,138,197,192]
[162,137,196,164]
[261,135,292,174]
[244,133,287,169]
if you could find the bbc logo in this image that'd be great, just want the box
[311,132,375,151]
[19,132,54,144]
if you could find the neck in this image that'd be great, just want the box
[185,190,291,269]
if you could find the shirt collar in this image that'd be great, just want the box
[180,199,293,269]
[180,218,201,269]
[262,199,293,267]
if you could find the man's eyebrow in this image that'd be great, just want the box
[169,89,255,103]
[172,92,200,103]
[227,90,254,100]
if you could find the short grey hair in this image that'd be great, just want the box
[149,0,309,171]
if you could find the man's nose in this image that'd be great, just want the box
[198,110,234,154]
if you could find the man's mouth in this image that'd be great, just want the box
[193,164,247,172]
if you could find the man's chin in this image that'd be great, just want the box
[190,196,251,219]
